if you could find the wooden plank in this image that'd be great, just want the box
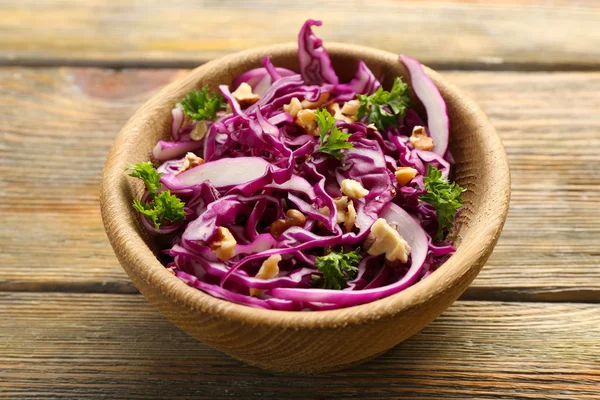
[445,72,600,302]
[1,68,599,300]
[0,1,599,68]
[0,293,598,398]
[0,68,189,293]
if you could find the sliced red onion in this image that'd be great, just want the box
[175,270,301,310]
[156,156,186,175]
[182,195,243,243]
[232,67,296,97]
[265,175,316,200]
[245,74,303,115]
[171,107,185,141]
[261,56,281,81]
[233,233,277,256]
[298,19,339,85]
[343,60,381,95]
[400,54,449,156]
[219,84,245,117]
[171,244,309,290]
[177,157,270,188]
[153,140,203,161]
[414,149,450,179]
[267,112,293,126]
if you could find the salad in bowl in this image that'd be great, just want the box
[127,19,464,311]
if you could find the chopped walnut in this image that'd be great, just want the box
[318,197,357,232]
[410,125,435,151]
[300,92,330,109]
[334,196,349,224]
[231,82,261,108]
[394,167,418,186]
[366,218,411,263]
[190,121,209,141]
[340,99,360,116]
[208,227,237,262]
[283,97,302,118]
[176,152,205,175]
[318,206,330,217]
[327,102,356,123]
[344,201,357,232]
[295,109,319,136]
[340,179,369,199]
[249,254,282,297]
[270,209,306,238]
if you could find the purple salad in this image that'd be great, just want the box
[127,19,464,311]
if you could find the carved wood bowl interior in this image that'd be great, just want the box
[100,43,510,373]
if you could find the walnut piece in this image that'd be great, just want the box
[327,102,356,123]
[231,82,261,108]
[340,179,369,199]
[249,254,282,297]
[340,99,360,116]
[270,209,306,238]
[295,109,319,136]
[410,125,435,151]
[394,167,418,186]
[283,97,302,118]
[176,152,205,175]
[208,227,237,262]
[333,196,349,224]
[300,92,330,109]
[366,218,411,263]
[190,121,208,141]
[344,201,357,232]
[319,196,358,232]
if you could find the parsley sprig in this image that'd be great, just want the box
[177,87,224,122]
[419,166,465,241]
[312,248,362,290]
[357,77,411,131]
[315,109,354,159]
[127,162,186,229]
[127,161,162,198]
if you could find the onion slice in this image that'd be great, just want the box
[152,140,203,161]
[177,157,270,188]
[400,54,449,156]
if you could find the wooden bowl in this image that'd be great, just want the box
[100,43,510,373]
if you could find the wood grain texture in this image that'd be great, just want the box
[0,293,598,398]
[445,71,600,302]
[0,0,599,68]
[0,68,188,293]
[1,68,599,301]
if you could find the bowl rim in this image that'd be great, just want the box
[100,42,510,330]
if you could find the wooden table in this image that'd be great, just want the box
[1,1,599,398]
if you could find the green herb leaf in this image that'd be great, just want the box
[177,87,224,122]
[315,109,354,159]
[127,162,162,198]
[133,191,186,229]
[356,77,411,131]
[312,248,361,290]
[127,162,186,229]
[419,165,465,241]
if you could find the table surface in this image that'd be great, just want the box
[1,1,599,398]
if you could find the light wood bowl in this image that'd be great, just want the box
[100,43,510,373]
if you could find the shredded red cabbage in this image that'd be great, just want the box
[136,19,460,310]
